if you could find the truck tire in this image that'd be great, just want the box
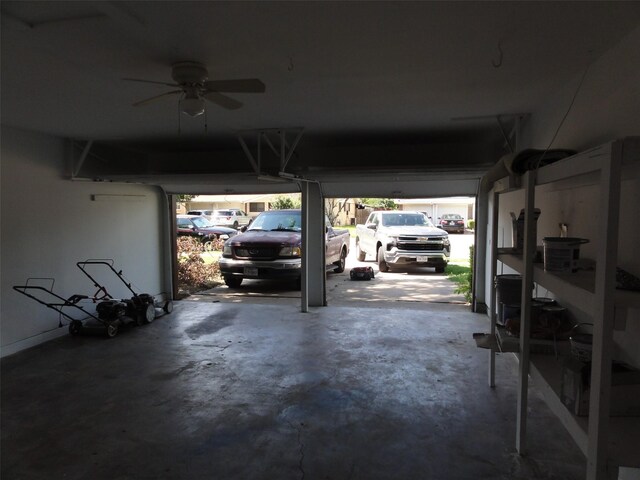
[356,240,366,261]
[334,248,347,273]
[435,266,446,274]
[377,246,389,272]
[224,276,243,288]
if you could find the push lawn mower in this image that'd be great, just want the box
[13,278,131,338]
[76,259,173,325]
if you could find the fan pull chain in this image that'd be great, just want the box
[178,102,181,136]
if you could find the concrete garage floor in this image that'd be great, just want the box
[1,301,586,479]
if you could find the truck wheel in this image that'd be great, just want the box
[224,276,243,288]
[334,248,347,273]
[377,247,389,272]
[233,221,239,229]
[356,240,366,261]
[435,266,446,274]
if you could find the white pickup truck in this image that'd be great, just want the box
[355,210,450,273]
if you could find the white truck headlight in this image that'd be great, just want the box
[223,244,232,255]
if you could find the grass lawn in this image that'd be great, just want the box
[446,262,472,302]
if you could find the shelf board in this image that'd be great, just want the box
[497,253,640,312]
[514,353,640,468]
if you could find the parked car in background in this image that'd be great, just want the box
[438,213,465,234]
[187,209,214,220]
[177,215,237,250]
[211,209,252,229]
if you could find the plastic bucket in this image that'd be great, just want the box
[495,274,522,305]
[542,237,589,273]
[501,303,520,324]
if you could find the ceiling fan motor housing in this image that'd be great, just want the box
[171,61,208,85]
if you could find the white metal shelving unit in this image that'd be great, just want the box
[487,137,640,480]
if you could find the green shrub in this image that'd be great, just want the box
[467,219,475,230]
[448,245,473,303]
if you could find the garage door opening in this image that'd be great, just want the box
[173,193,306,300]
[176,193,476,309]
[327,196,476,308]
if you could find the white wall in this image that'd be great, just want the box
[1,126,168,357]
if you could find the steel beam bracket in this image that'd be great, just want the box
[236,127,304,176]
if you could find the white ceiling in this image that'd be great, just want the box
[2,1,640,194]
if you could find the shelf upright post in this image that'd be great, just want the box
[489,190,500,387]
[516,170,537,454]
[586,142,622,480]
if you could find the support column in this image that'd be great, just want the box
[301,181,325,311]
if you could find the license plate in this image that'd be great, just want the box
[244,267,258,276]
[416,256,429,262]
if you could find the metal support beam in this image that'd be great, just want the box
[488,190,500,387]
[516,170,536,454]
[236,128,304,176]
[73,140,94,178]
[300,180,325,311]
[236,134,260,174]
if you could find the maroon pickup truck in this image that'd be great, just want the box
[219,209,350,288]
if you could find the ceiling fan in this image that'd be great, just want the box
[123,61,265,116]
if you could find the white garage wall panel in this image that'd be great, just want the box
[1,126,166,357]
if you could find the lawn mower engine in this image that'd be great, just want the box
[128,294,156,324]
[96,300,131,322]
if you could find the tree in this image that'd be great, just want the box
[177,194,195,203]
[360,198,398,210]
[325,198,351,226]
[270,195,301,210]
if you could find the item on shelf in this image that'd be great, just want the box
[495,326,563,354]
[508,148,576,174]
[561,360,640,416]
[495,274,522,303]
[616,267,640,292]
[533,296,556,306]
[569,323,594,362]
[539,305,568,331]
[502,303,520,325]
[511,208,541,253]
[542,237,589,273]
[495,274,523,324]
[503,301,572,341]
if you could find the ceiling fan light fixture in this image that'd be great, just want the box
[180,96,205,117]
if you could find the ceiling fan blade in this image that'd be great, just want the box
[132,90,182,107]
[203,78,265,93]
[203,91,243,110]
[123,78,180,87]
